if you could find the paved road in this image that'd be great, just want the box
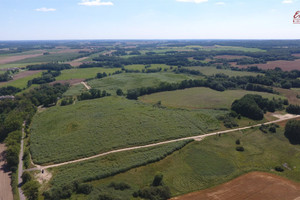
[18,122,26,200]
[26,114,300,172]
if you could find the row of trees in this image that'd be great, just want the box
[77,89,110,101]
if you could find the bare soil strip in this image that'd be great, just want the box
[0,54,43,65]
[0,143,13,200]
[231,59,300,71]
[26,114,300,171]
[172,172,300,200]
[67,57,89,67]
[81,81,91,90]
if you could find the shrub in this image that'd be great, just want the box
[285,120,300,144]
[22,180,39,200]
[22,171,32,184]
[77,183,93,194]
[152,174,164,187]
[236,147,245,152]
[235,139,240,145]
[135,186,171,200]
[108,182,131,191]
[275,166,284,172]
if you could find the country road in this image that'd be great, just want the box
[18,122,26,200]
[81,81,91,90]
[26,114,300,171]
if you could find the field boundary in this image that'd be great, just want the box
[25,114,300,171]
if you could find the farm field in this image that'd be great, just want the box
[88,72,193,94]
[140,87,283,109]
[0,70,43,88]
[186,66,260,77]
[63,83,87,97]
[55,68,121,81]
[30,96,222,164]
[73,127,300,199]
[231,59,300,71]
[173,172,300,200]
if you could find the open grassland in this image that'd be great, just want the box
[30,96,222,165]
[186,66,260,77]
[124,64,172,72]
[14,52,82,64]
[49,141,191,188]
[73,127,300,199]
[275,88,300,105]
[88,73,192,94]
[63,84,87,97]
[140,88,283,109]
[183,45,265,52]
[56,68,121,81]
[0,71,43,88]
[0,63,40,70]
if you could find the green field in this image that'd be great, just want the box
[88,72,193,94]
[0,72,43,89]
[14,52,82,64]
[187,66,260,77]
[0,63,40,70]
[49,141,191,188]
[30,96,223,164]
[70,127,300,199]
[140,87,283,109]
[56,68,121,81]
[63,84,87,97]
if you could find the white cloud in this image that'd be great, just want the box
[35,7,56,12]
[176,0,208,3]
[78,0,113,6]
[215,2,225,5]
[282,0,293,3]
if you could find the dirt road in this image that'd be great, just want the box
[26,114,300,171]
[81,81,91,90]
[18,122,26,200]
[172,172,300,200]
[0,143,13,200]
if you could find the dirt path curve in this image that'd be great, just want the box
[81,81,91,90]
[26,114,300,171]
[18,122,26,200]
[0,144,13,200]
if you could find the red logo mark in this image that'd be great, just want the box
[294,11,300,24]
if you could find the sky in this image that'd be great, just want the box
[0,0,299,40]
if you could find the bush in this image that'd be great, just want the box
[77,183,93,194]
[285,120,300,144]
[236,146,244,152]
[108,182,131,191]
[235,139,240,145]
[22,180,39,200]
[135,186,171,200]
[286,104,300,114]
[275,166,284,172]
[22,171,32,184]
[152,174,164,187]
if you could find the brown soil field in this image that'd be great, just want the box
[172,172,300,200]
[67,57,89,67]
[230,59,300,71]
[0,53,43,64]
[214,55,250,59]
[292,54,300,57]
[50,79,85,86]
[275,88,300,105]
[0,143,13,200]
[0,70,42,86]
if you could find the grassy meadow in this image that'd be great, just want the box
[14,52,82,64]
[88,72,193,94]
[140,87,283,109]
[0,71,43,89]
[30,96,223,164]
[67,127,300,199]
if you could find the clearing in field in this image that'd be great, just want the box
[30,96,222,164]
[88,72,193,94]
[139,87,283,109]
[173,172,300,200]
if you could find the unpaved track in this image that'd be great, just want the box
[18,122,26,200]
[81,81,91,90]
[26,114,300,171]
[0,144,13,200]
